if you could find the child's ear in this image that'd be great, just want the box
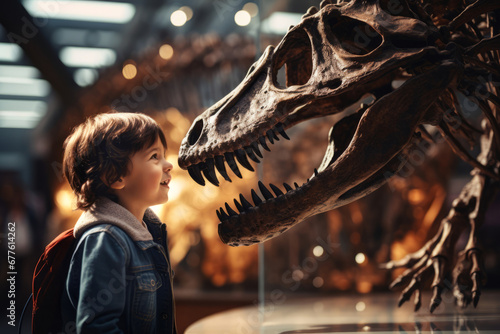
[101,175,126,190]
[109,178,125,190]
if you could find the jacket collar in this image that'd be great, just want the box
[73,196,156,241]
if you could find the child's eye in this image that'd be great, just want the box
[151,153,158,160]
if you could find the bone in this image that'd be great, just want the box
[438,121,500,181]
[414,289,422,312]
[224,152,243,178]
[320,0,332,9]
[430,285,443,313]
[449,0,500,31]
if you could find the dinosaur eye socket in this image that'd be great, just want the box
[326,15,382,55]
[272,28,313,89]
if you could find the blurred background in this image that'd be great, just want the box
[0,0,499,333]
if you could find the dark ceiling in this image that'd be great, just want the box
[0,0,315,186]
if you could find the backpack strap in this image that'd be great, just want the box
[18,293,32,334]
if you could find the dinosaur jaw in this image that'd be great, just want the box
[217,151,404,246]
[181,59,460,246]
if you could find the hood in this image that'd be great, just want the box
[73,196,157,241]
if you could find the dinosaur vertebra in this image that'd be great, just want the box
[179,0,500,311]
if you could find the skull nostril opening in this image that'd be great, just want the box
[188,119,203,146]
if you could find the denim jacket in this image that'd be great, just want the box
[61,197,177,334]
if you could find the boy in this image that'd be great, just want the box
[60,112,176,333]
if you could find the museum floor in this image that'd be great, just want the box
[186,290,500,334]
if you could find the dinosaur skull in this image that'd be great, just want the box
[178,0,459,246]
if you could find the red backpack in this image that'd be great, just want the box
[24,228,77,333]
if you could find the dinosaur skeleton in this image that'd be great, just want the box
[178,0,500,311]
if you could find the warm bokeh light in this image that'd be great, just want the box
[243,2,259,17]
[313,245,324,257]
[355,301,366,312]
[355,253,366,264]
[55,187,75,215]
[234,10,251,26]
[159,44,174,60]
[312,277,324,288]
[122,63,137,79]
[180,6,193,20]
[408,188,426,205]
[171,10,188,27]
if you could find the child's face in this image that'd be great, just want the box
[119,137,173,208]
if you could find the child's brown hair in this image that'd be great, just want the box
[62,112,167,210]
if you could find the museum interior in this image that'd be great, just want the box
[1,0,500,333]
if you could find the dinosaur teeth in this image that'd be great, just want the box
[269,183,284,197]
[202,158,219,186]
[294,182,300,189]
[259,136,271,151]
[250,141,263,158]
[225,202,238,217]
[244,146,260,163]
[219,207,229,220]
[251,189,263,206]
[275,123,290,140]
[235,198,247,214]
[283,182,293,192]
[239,194,253,210]
[314,168,319,177]
[234,149,254,172]
[215,155,232,182]
[188,164,205,186]
[258,181,274,200]
[224,152,243,178]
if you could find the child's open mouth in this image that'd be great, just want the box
[160,179,170,187]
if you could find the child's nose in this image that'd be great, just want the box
[164,160,173,172]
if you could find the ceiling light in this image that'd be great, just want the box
[234,10,251,26]
[171,10,187,27]
[0,43,23,62]
[59,46,116,67]
[0,111,45,128]
[23,0,136,24]
[0,100,47,128]
[261,12,302,35]
[73,68,98,87]
[0,78,50,97]
[0,65,40,78]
